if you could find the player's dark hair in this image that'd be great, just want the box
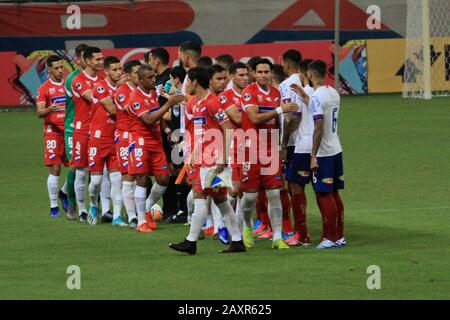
[180,41,202,56]
[272,64,286,84]
[188,67,210,89]
[229,62,248,75]
[308,60,327,78]
[247,56,261,71]
[75,44,89,58]
[215,54,234,70]
[104,56,120,69]
[83,46,101,60]
[198,56,213,68]
[137,65,154,80]
[46,55,62,68]
[170,66,186,82]
[208,64,226,79]
[253,58,273,71]
[282,49,302,66]
[299,59,314,74]
[123,60,142,74]
[148,47,170,66]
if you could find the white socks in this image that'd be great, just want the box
[100,169,111,214]
[145,183,167,211]
[216,200,241,242]
[242,192,258,229]
[88,174,103,209]
[211,201,223,233]
[187,199,209,242]
[134,186,147,226]
[109,171,123,220]
[122,181,136,222]
[266,189,282,241]
[186,189,194,224]
[61,178,68,195]
[235,197,244,234]
[75,168,88,214]
[47,174,59,208]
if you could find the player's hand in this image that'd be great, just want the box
[280,148,287,164]
[290,83,307,99]
[48,104,61,113]
[310,155,319,171]
[168,94,185,106]
[117,74,127,86]
[281,102,299,113]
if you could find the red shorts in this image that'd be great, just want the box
[114,131,130,175]
[129,144,169,176]
[241,161,283,191]
[71,132,89,168]
[44,134,67,166]
[191,166,228,196]
[230,163,242,182]
[88,142,119,173]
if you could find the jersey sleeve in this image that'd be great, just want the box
[93,84,110,103]
[219,92,235,112]
[279,81,291,103]
[242,88,259,110]
[208,98,229,125]
[72,78,90,98]
[132,98,151,118]
[35,85,47,104]
[115,91,127,111]
[310,95,324,120]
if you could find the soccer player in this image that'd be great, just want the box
[127,65,184,233]
[215,54,234,90]
[240,58,297,250]
[283,57,315,246]
[198,56,213,69]
[64,44,89,220]
[71,46,104,222]
[208,64,228,95]
[86,56,124,226]
[291,60,345,249]
[218,62,249,235]
[36,55,67,218]
[114,59,142,228]
[169,67,245,255]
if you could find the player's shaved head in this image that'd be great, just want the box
[137,65,156,91]
[137,65,154,80]
[215,54,234,71]
[180,41,202,57]
[308,60,327,79]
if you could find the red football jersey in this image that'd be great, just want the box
[89,79,117,144]
[241,82,281,150]
[183,99,195,159]
[191,92,229,167]
[35,79,66,134]
[219,87,242,130]
[128,87,163,150]
[72,71,99,134]
[114,82,134,133]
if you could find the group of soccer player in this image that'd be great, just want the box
[36,41,345,255]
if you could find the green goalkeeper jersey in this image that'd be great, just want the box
[64,68,81,132]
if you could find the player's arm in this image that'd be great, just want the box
[245,103,297,126]
[138,94,184,126]
[224,105,242,127]
[310,96,324,170]
[81,89,93,103]
[100,97,116,116]
[218,119,233,172]
[36,101,60,118]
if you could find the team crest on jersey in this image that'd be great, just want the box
[118,94,125,102]
[97,86,105,94]
[244,93,251,101]
[133,102,141,110]
[220,95,227,104]
[75,83,82,90]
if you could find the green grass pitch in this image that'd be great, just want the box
[0,94,449,299]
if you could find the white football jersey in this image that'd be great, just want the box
[278,73,305,147]
[310,85,342,157]
[294,84,315,154]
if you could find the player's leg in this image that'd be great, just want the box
[280,188,293,237]
[100,164,112,221]
[105,150,125,226]
[145,152,170,212]
[255,191,270,236]
[47,164,61,218]
[122,174,136,227]
[334,153,345,246]
[87,144,108,225]
[72,133,89,221]
[64,129,77,219]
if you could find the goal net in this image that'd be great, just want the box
[403,0,450,99]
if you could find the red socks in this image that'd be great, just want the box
[280,189,293,234]
[334,191,344,240]
[257,191,270,226]
[291,192,309,241]
[316,192,339,242]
